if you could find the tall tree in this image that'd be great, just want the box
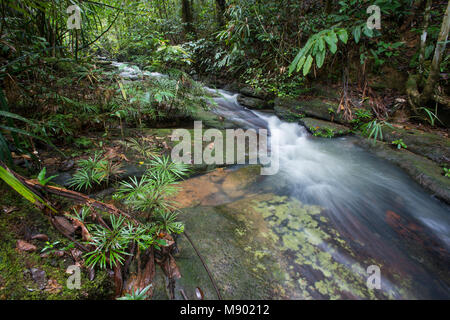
[418,0,433,77]
[407,0,450,113]
[216,0,227,27]
[420,0,450,104]
[181,0,195,36]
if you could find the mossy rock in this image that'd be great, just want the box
[175,200,290,300]
[299,118,351,138]
[275,98,348,125]
[381,126,450,165]
[238,85,274,100]
[189,104,237,130]
[237,94,274,110]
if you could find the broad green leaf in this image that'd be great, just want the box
[0,165,56,213]
[296,56,307,73]
[325,36,338,54]
[353,26,361,44]
[303,55,313,76]
[289,51,303,74]
[363,25,374,38]
[337,29,348,44]
[325,32,337,54]
[318,37,325,51]
[329,30,338,43]
[296,56,306,72]
[316,50,326,68]
[303,38,314,54]
[38,167,46,183]
[312,41,319,56]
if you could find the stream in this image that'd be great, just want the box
[112,62,450,299]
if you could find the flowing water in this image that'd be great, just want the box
[110,62,450,299]
[200,88,450,299]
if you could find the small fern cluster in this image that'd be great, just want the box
[77,155,189,270]
[76,206,179,270]
[114,155,189,223]
[68,152,123,191]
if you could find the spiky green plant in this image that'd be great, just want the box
[361,120,393,144]
[148,155,190,179]
[68,152,122,191]
[84,215,131,269]
[116,284,153,300]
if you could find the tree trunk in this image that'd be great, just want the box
[181,0,195,36]
[325,0,333,14]
[216,0,226,27]
[418,0,432,78]
[420,0,450,104]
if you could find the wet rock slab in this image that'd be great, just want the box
[381,126,450,165]
[356,138,450,204]
[275,98,348,125]
[170,167,415,300]
[299,117,351,137]
[175,193,413,300]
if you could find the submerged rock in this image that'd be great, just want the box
[174,192,414,300]
[171,166,263,209]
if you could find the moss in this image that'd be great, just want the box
[0,183,114,300]
[274,97,348,125]
[380,126,450,165]
[299,118,351,138]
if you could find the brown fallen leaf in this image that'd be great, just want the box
[16,240,37,252]
[31,234,49,242]
[43,158,58,166]
[103,146,126,161]
[54,216,76,235]
[53,250,65,257]
[44,279,62,294]
[70,248,83,262]
[71,218,92,242]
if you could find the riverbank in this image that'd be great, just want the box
[1,60,449,300]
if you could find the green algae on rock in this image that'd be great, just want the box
[173,193,414,300]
